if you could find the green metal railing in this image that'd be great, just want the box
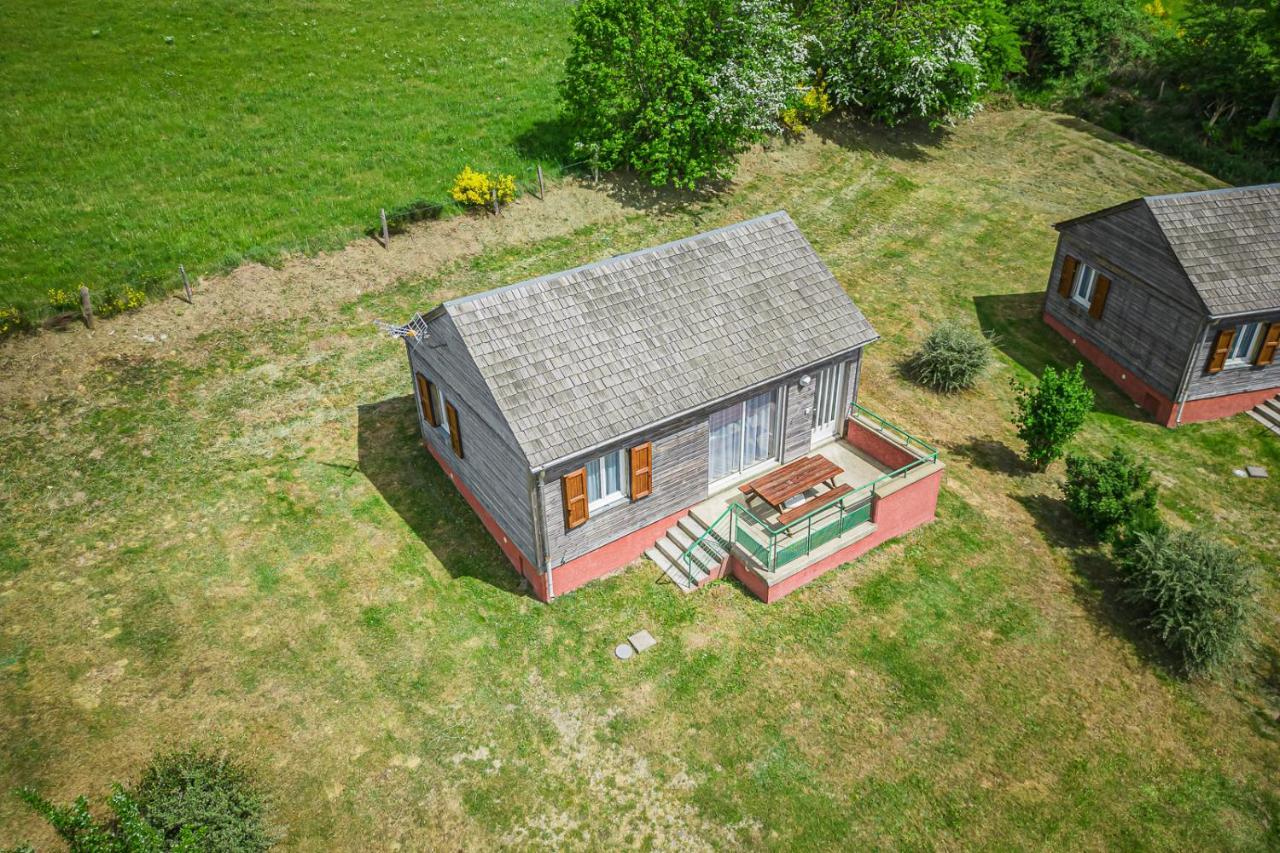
[676,403,939,582]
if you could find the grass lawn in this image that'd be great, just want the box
[1,109,1278,849]
[0,0,571,321]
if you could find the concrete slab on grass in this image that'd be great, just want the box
[629,630,657,653]
[1246,466,1268,478]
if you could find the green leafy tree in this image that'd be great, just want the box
[560,0,811,188]
[1172,0,1280,138]
[1114,527,1258,675]
[1012,362,1094,469]
[1062,447,1158,541]
[1005,0,1153,81]
[807,0,1023,126]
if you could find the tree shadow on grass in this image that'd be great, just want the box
[972,291,1151,424]
[946,436,1030,478]
[357,395,528,598]
[810,113,950,163]
[1015,491,1179,674]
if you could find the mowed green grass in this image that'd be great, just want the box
[2,110,1279,849]
[0,0,571,319]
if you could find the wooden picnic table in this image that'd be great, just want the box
[738,454,842,511]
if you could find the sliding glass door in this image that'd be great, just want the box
[709,390,778,485]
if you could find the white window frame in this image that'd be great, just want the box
[1225,321,1265,368]
[1071,263,1099,309]
[585,448,628,512]
[435,384,450,433]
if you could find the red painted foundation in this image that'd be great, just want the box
[424,441,547,599]
[545,505,691,598]
[426,411,944,604]
[1043,311,1278,427]
[426,440,690,602]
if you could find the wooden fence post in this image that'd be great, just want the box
[79,286,94,329]
[180,264,193,303]
[537,164,545,200]
[380,208,389,248]
[491,187,500,216]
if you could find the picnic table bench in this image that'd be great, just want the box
[739,454,844,516]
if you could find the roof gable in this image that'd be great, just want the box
[1057,184,1280,317]
[440,212,878,469]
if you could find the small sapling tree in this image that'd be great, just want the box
[1012,362,1093,469]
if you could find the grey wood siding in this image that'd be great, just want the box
[540,416,710,567]
[1058,203,1203,310]
[407,316,537,564]
[1044,235,1203,399]
[537,351,865,567]
[1185,311,1280,400]
[782,374,814,462]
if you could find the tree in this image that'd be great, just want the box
[806,0,1023,127]
[1005,0,1153,82]
[1012,362,1094,468]
[1062,447,1158,541]
[559,0,811,189]
[14,786,202,853]
[1114,526,1258,675]
[1172,0,1280,138]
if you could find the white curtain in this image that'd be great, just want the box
[708,402,744,482]
[742,392,775,467]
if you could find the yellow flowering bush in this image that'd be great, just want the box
[98,285,146,317]
[450,166,517,208]
[47,287,79,312]
[780,82,833,134]
[0,306,23,336]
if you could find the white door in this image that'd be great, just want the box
[810,362,846,444]
[708,390,778,487]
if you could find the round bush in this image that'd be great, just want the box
[1115,527,1257,676]
[1062,447,1158,541]
[132,748,273,852]
[908,321,991,392]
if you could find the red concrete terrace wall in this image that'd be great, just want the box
[844,415,918,468]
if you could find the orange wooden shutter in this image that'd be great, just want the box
[629,442,652,500]
[562,468,589,529]
[1088,275,1111,319]
[1256,323,1280,366]
[1057,256,1078,298]
[445,402,463,458]
[1206,328,1235,374]
[416,374,439,427]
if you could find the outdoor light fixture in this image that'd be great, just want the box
[799,374,812,386]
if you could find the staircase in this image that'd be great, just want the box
[1247,395,1280,437]
[646,507,730,592]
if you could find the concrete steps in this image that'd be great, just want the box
[646,511,730,592]
[1248,395,1280,437]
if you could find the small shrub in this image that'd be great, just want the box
[1114,527,1257,675]
[48,287,79,312]
[15,784,202,852]
[12,748,271,852]
[907,321,991,392]
[1062,447,1158,541]
[0,305,25,336]
[1012,362,1094,469]
[450,166,516,208]
[133,748,273,852]
[779,81,833,134]
[97,285,147,318]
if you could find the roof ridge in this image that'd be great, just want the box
[443,210,795,314]
[1145,182,1280,205]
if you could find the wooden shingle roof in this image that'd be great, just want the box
[1057,183,1280,317]
[437,212,878,470]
